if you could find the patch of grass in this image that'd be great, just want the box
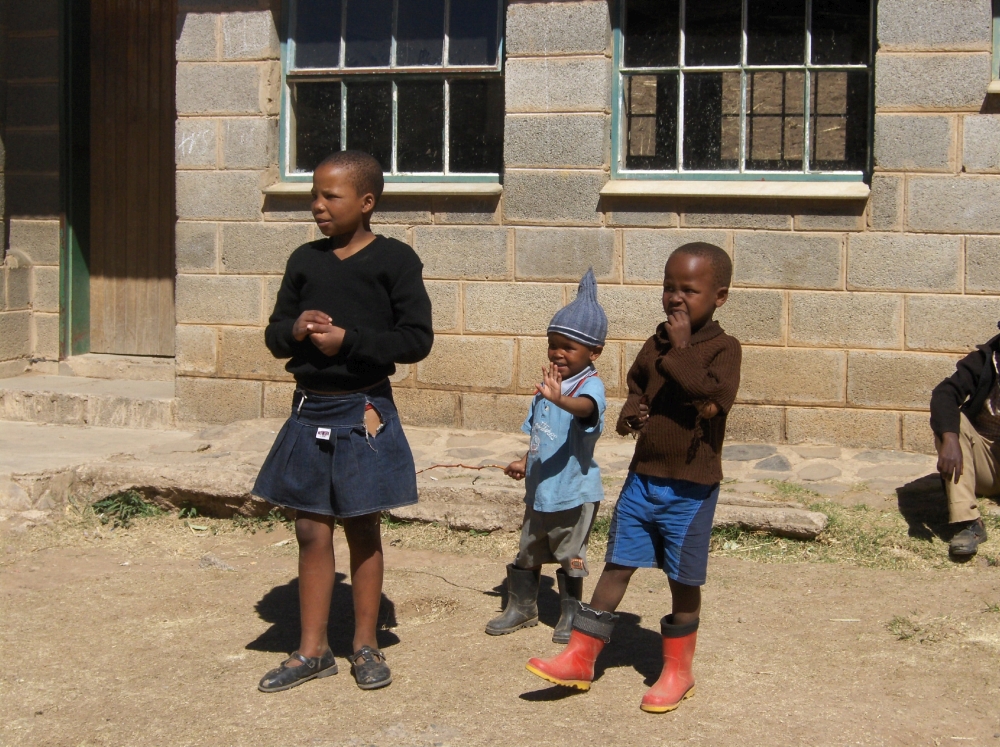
[381,514,412,529]
[887,615,919,641]
[763,480,821,500]
[232,508,291,534]
[885,614,950,644]
[178,505,199,519]
[91,490,161,529]
[468,529,491,537]
[591,516,612,541]
[982,601,1000,614]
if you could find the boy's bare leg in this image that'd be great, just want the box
[295,511,337,661]
[589,563,637,612]
[668,579,700,626]
[342,513,384,653]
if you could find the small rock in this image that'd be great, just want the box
[723,444,777,461]
[854,450,926,464]
[792,445,841,459]
[199,554,236,571]
[18,510,50,522]
[798,463,842,482]
[754,455,792,472]
[809,483,850,496]
[0,478,31,511]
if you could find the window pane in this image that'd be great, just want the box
[397,81,444,171]
[294,0,342,68]
[449,78,504,172]
[811,0,870,65]
[397,0,445,66]
[624,74,677,170]
[448,0,499,66]
[685,0,741,66]
[746,71,804,170]
[345,81,392,169]
[746,0,805,65]
[623,0,679,68]
[810,71,868,171]
[683,73,739,170]
[293,82,342,172]
[344,0,392,67]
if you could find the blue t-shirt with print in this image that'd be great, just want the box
[521,372,606,512]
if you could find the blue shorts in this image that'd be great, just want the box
[604,472,720,586]
[252,382,418,519]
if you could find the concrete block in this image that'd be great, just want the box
[515,228,616,281]
[874,115,955,171]
[517,337,622,394]
[176,62,264,115]
[464,283,564,335]
[375,225,409,243]
[32,266,60,313]
[6,131,60,173]
[905,295,1000,352]
[176,13,218,61]
[786,408,901,450]
[506,1,610,55]
[847,351,959,408]
[600,285,666,340]
[430,197,500,225]
[606,200,680,228]
[503,170,605,225]
[682,202,791,231]
[504,114,607,169]
[176,171,262,221]
[222,117,277,169]
[733,232,842,290]
[505,57,610,113]
[867,174,903,231]
[907,176,1000,233]
[176,325,218,375]
[412,226,510,280]
[176,221,218,272]
[8,83,58,128]
[218,326,289,379]
[875,54,991,110]
[793,204,866,232]
[9,220,59,265]
[725,405,785,444]
[966,237,1000,293]
[715,289,786,346]
[32,313,59,360]
[371,197,433,225]
[176,376,262,424]
[175,118,217,168]
[877,0,992,51]
[263,381,297,418]
[0,311,32,360]
[425,281,460,333]
[262,195,316,222]
[902,412,936,454]
[789,292,902,349]
[175,275,262,325]
[962,115,1000,173]
[623,229,728,284]
[462,393,535,432]
[739,347,846,405]
[264,276,282,316]
[220,222,311,274]
[416,337,515,390]
[6,266,31,309]
[222,12,279,60]
[392,388,460,427]
[847,233,961,291]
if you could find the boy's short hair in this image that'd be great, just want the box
[669,242,733,288]
[316,150,385,204]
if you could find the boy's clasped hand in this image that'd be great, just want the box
[293,309,346,357]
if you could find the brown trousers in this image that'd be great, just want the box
[940,413,1000,523]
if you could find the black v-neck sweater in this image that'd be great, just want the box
[264,235,434,391]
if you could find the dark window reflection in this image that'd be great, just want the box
[747,0,805,65]
[685,0,741,66]
[345,0,392,67]
[294,0,342,68]
[293,82,342,171]
[747,71,804,170]
[624,74,678,170]
[683,73,739,170]
[449,0,499,66]
[345,81,392,169]
[398,81,443,171]
[811,0,870,65]
[397,0,445,66]
[624,0,679,68]
[450,78,504,172]
[810,70,868,171]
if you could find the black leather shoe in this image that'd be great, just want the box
[949,518,988,556]
[258,649,338,692]
[350,646,392,690]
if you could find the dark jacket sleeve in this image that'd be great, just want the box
[264,252,308,359]
[339,250,434,366]
[930,347,987,436]
[657,336,742,414]
[617,338,654,436]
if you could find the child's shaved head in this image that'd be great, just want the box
[316,150,385,204]
[669,242,732,288]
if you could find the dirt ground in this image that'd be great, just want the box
[4,509,1000,747]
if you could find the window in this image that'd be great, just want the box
[614,0,874,180]
[991,0,1000,94]
[282,0,505,181]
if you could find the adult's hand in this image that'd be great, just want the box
[937,432,964,484]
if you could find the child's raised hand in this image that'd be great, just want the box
[665,307,692,349]
[535,364,563,404]
[505,457,527,481]
[293,310,333,342]
[309,325,347,357]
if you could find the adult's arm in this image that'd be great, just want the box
[929,348,986,436]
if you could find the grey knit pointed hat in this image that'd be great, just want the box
[547,268,607,347]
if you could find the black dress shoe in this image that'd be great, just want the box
[949,519,987,556]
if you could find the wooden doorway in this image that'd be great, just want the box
[89,0,176,356]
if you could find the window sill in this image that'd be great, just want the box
[989,80,1000,95]
[600,179,870,200]
[262,182,503,197]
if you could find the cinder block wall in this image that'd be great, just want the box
[173,0,1000,453]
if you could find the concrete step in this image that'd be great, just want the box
[58,353,175,382]
[0,374,175,429]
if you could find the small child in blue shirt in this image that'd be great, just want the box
[486,269,607,644]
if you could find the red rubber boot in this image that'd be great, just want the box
[525,604,617,691]
[640,615,699,713]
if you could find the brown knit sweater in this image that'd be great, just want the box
[617,319,742,485]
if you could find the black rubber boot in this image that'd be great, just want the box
[486,564,540,635]
[552,569,584,644]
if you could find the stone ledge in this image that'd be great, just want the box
[601,180,870,200]
[989,80,1000,95]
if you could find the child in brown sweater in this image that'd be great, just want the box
[526,242,742,714]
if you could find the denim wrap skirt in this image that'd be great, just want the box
[252,381,418,518]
